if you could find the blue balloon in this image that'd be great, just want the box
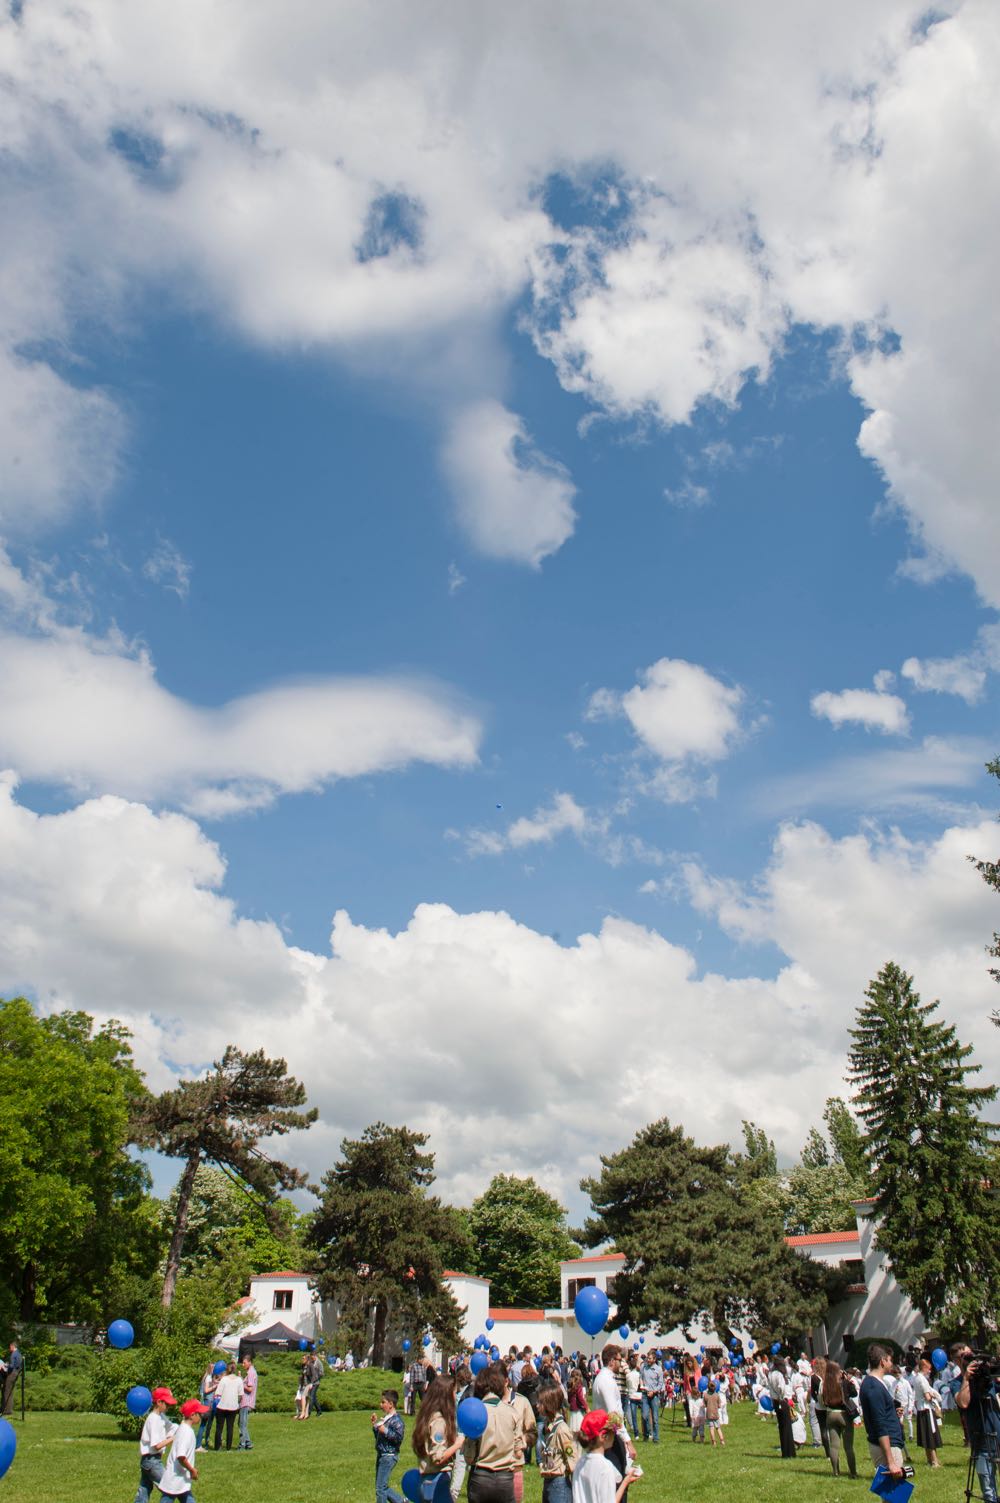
[533,1356,541,1371]
[469,1352,489,1376]
[932,1347,948,1371]
[485,1318,495,1331]
[619,1325,629,1339]
[747,1339,754,1350]
[729,1338,738,1350]
[108,1319,134,1350]
[0,1418,15,1481]
[298,1338,309,1351]
[457,1395,488,1439]
[213,1360,227,1376]
[633,1341,639,1350]
[318,1337,324,1346]
[760,1394,774,1412]
[126,1386,152,1418]
[574,1285,610,1337]
[423,1334,432,1348]
[490,1346,500,1360]
[639,1337,645,1345]
[402,1339,411,1352]
[698,1376,709,1392]
[401,1468,423,1503]
[771,1342,781,1355]
[699,1345,705,1353]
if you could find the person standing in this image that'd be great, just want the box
[537,1385,576,1503]
[372,1388,405,1503]
[567,1368,588,1435]
[572,1410,640,1503]
[912,1355,943,1468]
[768,1357,796,1459]
[705,1381,724,1447]
[413,1376,463,1496]
[212,1362,243,1451]
[133,1387,176,1503]
[308,1350,324,1416]
[859,1344,907,1482]
[237,1356,257,1451]
[822,1360,858,1480]
[465,1365,520,1503]
[194,1365,216,1452]
[157,1398,208,1502]
[638,1355,663,1445]
[624,1359,642,1440]
[1,1342,22,1416]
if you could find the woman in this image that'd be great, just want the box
[537,1384,576,1503]
[913,1355,943,1468]
[572,1409,639,1503]
[212,1361,243,1452]
[810,1357,830,1457]
[465,1364,520,1503]
[768,1357,797,1458]
[295,1353,313,1420]
[413,1376,462,1492]
[195,1363,217,1451]
[624,1357,642,1439]
[822,1359,858,1480]
[567,1368,588,1434]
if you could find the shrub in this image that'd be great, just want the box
[90,1334,215,1435]
[251,1355,396,1413]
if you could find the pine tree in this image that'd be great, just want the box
[308,1123,469,1366]
[133,1046,317,1307]
[848,960,1000,1339]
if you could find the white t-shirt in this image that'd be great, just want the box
[572,1451,620,1503]
[625,1369,642,1401]
[912,1372,936,1413]
[214,1374,244,1410]
[158,1420,197,1496]
[592,1367,623,1419]
[139,1410,175,1457]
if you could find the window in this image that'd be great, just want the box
[605,1276,618,1301]
[273,1290,293,1310]
[567,1277,596,1304]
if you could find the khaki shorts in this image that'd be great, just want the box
[868,1442,905,1471]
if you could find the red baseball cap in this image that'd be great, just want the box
[180,1399,209,1419]
[152,1388,176,1405]
[580,1409,614,1442]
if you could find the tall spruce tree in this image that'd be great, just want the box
[134,1047,316,1307]
[848,961,1000,1339]
[308,1123,468,1366]
[581,1118,841,1347]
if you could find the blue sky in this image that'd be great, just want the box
[0,0,997,1212]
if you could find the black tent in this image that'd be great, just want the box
[238,1321,307,1359]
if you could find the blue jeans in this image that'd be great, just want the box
[195,1409,212,1448]
[542,1477,572,1503]
[376,1451,404,1503]
[627,1398,642,1437]
[310,1381,322,1415]
[641,1392,660,1441]
[238,1406,252,1449]
[975,1452,998,1503]
[133,1455,163,1503]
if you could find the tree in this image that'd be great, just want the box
[581,1117,842,1347]
[468,1175,580,1308]
[739,1121,778,1179]
[162,1165,307,1278]
[308,1123,468,1366]
[824,1096,868,1184]
[972,756,1000,1017]
[848,960,1000,1339]
[0,998,160,1323]
[133,1047,317,1307]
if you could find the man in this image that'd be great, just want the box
[1,1342,22,1416]
[308,1350,324,1416]
[860,1343,906,1481]
[158,1398,208,1502]
[958,1355,1000,1503]
[237,1355,257,1451]
[133,1386,176,1503]
[593,1344,627,1422]
[639,1352,664,1444]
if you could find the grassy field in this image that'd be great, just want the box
[0,1402,971,1503]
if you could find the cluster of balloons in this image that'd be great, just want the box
[108,1320,134,1350]
[771,1342,782,1354]
[0,1419,15,1482]
[573,1285,610,1337]
[126,1386,152,1418]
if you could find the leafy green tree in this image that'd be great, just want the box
[468,1175,579,1308]
[783,1160,863,1236]
[163,1165,307,1277]
[848,960,1000,1340]
[308,1123,469,1366]
[824,1096,869,1184]
[581,1117,842,1347]
[0,998,159,1322]
[739,1121,778,1179]
[133,1047,317,1307]
[800,1127,830,1169]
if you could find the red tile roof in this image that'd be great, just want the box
[785,1231,860,1246]
[563,1252,622,1263]
[443,1271,490,1283]
[251,1270,310,1279]
[488,1308,546,1321]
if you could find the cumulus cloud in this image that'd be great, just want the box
[441,401,577,566]
[810,684,911,735]
[1,775,997,1206]
[457,791,593,857]
[0,2,998,596]
[901,624,1000,704]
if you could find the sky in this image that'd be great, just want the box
[1,0,999,1221]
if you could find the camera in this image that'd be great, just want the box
[968,1354,1000,1393]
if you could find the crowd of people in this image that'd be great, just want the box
[368,1335,1000,1503]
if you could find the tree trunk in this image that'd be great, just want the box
[18,1262,37,1322]
[161,1150,200,1308]
[372,1297,387,1368]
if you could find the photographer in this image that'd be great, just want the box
[957,1358,1000,1503]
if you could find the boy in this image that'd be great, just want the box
[705,1381,724,1447]
[157,1398,208,1502]
[134,1387,176,1503]
[690,1389,706,1442]
[371,1388,405,1503]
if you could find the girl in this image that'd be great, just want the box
[567,1369,588,1435]
[624,1358,642,1439]
[537,1384,576,1503]
[913,1356,943,1468]
[465,1365,520,1503]
[413,1377,462,1493]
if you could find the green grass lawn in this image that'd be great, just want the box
[0,1403,972,1503]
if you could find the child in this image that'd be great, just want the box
[157,1398,208,1502]
[717,1373,730,1430]
[567,1368,588,1434]
[689,1390,706,1442]
[537,1384,576,1501]
[573,1410,639,1503]
[372,1388,405,1503]
[134,1386,176,1503]
[705,1381,724,1447]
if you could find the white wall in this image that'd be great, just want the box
[245,1275,318,1339]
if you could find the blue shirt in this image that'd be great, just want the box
[374,1413,404,1456]
[640,1362,664,1395]
[860,1374,904,1448]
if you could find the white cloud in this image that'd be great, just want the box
[810,685,911,735]
[591,658,746,763]
[901,624,1000,704]
[1,776,997,1207]
[755,735,992,817]
[663,478,710,509]
[441,401,577,566]
[458,790,592,857]
[447,561,466,595]
[142,538,192,599]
